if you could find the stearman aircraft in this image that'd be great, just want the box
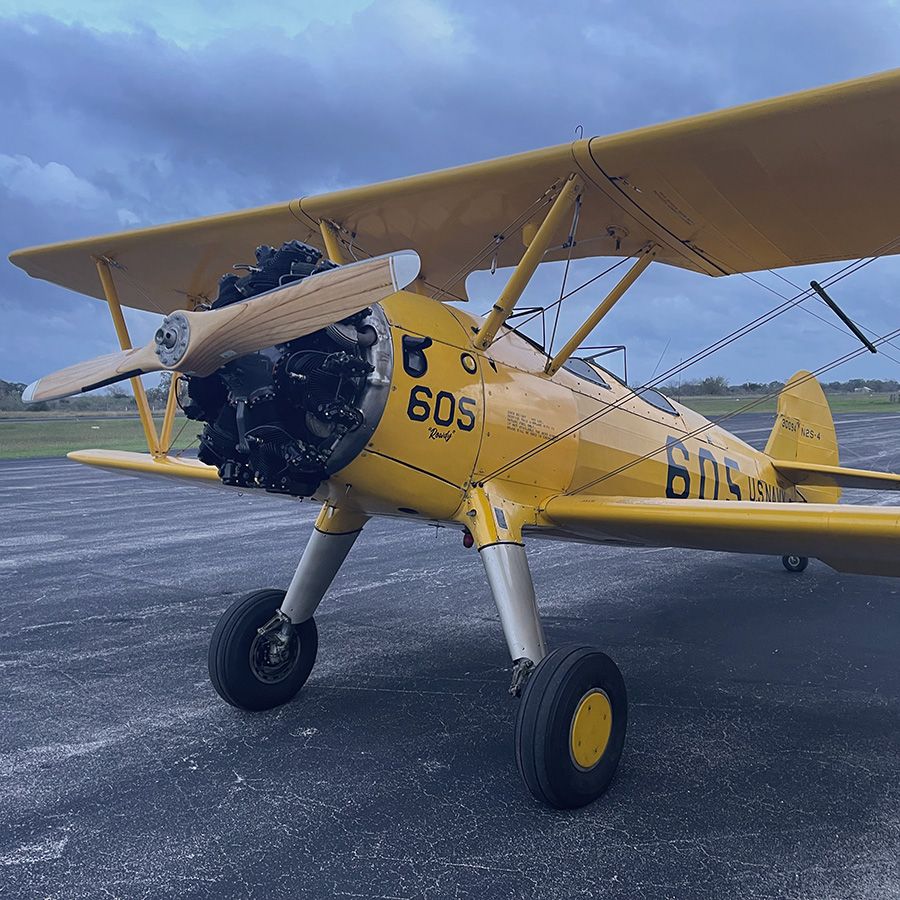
[11,69,900,809]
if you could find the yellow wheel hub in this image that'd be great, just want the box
[569,689,613,770]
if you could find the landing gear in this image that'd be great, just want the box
[515,646,627,809]
[208,589,318,711]
[782,554,809,573]
[477,540,627,808]
[208,505,367,711]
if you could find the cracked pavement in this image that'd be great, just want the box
[0,412,898,899]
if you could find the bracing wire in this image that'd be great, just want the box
[100,259,168,316]
[564,322,900,496]
[547,195,582,356]
[431,187,559,302]
[485,256,631,350]
[758,266,900,361]
[479,232,900,483]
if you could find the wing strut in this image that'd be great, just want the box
[545,246,656,375]
[809,280,878,353]
[319,219,351,265]
[95,257,162,457]
[474,174,583,349]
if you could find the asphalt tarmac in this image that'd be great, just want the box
[1,412,898,900]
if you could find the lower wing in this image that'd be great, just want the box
[69,449,222,487]
[541,495,900,577]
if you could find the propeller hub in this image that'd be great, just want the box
[154,312,190,367]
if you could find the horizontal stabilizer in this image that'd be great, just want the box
[771,459,900,492]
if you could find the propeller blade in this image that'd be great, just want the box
[23,251,419,404]
[22,345,162,404]
[171,251,419,377]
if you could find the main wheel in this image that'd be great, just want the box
[515,645,627,809]
[782,555,809,573]
[208,589,318,711]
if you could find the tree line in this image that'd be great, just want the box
[664,376,900,397]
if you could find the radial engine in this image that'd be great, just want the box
[180,241,392,496]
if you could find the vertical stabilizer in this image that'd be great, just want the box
[765,371,840,502]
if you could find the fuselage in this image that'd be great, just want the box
[317,291,803,535]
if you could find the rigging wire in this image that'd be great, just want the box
[565,322,900,496]
[432,188,558,302]
[649,338,671,381]
[744,271,900,367]
[485,256,631,350]
[479,232,900,483]
[547,194,582,356]
[165,416,192,455]
[99,258,168,316]
[761,266,900,360]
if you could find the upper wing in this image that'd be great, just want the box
[10,69,900,311]
[541,495,900,578]
[586,68,900,275]
[9,202,308,315]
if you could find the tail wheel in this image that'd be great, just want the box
[515,646,627,809]
[782,555,809,573]
[208,589,318,711]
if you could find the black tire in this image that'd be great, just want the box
[782,555,809,573]
[515,645,627,809]
[208,589,318,711]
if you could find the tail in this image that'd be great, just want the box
[765,370,840,503]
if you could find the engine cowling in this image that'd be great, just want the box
[180,241,392,496]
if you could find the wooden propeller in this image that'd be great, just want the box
[23,252,419,404]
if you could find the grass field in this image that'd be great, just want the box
[1,393,898,459]
[0,410,152,420]
[0,416,196,459]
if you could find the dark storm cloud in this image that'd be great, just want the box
[2,0,899,383]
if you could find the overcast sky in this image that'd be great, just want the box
[2,0,900,389]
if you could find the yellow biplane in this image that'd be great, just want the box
[11,69,900,809]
